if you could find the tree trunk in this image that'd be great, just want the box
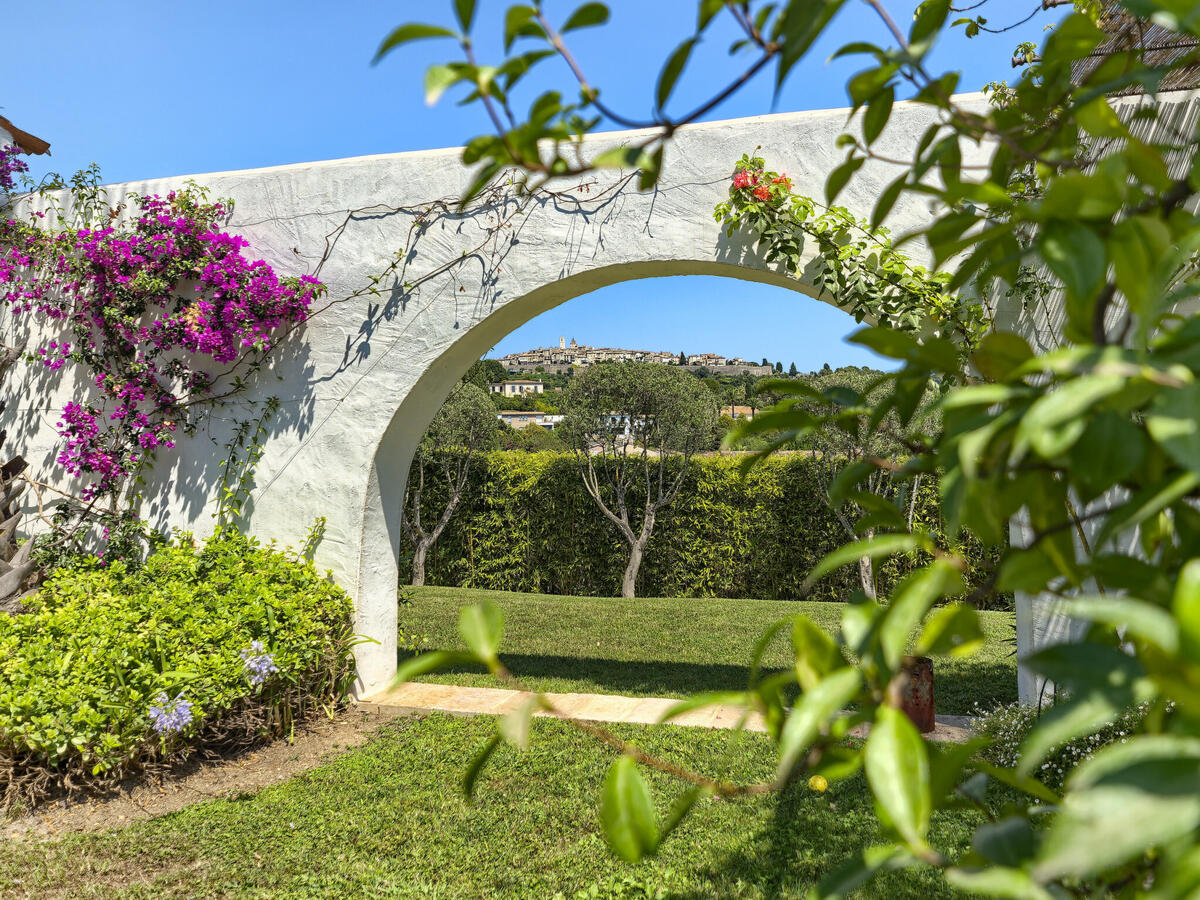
[411,540,429,587]
[621,538,647,599]
[859,528,876,600]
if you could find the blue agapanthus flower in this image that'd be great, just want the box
[148,692,193,735]
[240,640,279,687]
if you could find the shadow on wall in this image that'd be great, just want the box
[317,175,647,388]
[139,332,319,535]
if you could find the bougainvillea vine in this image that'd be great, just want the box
[0,177,323,501]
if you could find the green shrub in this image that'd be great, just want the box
[407,450,1004,606]
[976,698,1156,789]
[0,530,355,808]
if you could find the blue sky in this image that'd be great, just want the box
[3,1,1056,370]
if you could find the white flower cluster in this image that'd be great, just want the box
[974,698,1164,788]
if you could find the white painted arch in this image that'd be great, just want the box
[5,95,1059,697]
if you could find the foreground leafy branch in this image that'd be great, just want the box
[385,1,1200,895]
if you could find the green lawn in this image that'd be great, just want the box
[0,714,984,899]
[402,586,1018,715]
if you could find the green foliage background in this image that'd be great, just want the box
[405,450,1001,605]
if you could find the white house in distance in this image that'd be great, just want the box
[497,411,564,430]
[489,379,545,397]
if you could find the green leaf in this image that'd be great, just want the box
[504,5,539,51]
[1076,94,1126,138]
[972,816,1037,868]
[1175,558,1200,659]
[1073,410,1146,501]
[1043,12,1105,65]
[971,331,1032,382]
[1017,642,1156,773]
[1109,215,1169,315]
[803,534,921,591]
[1038,220,1105,303]
[847,325,918,360]
[880,561,963,671]
[810,844,916,899]
[1021,642,1146,697]
[453,0,476,31]
[1148,380,1200,477]
[862,85,894,145]
[792,615,846,690]
[776,0,849,89]
[871,173,905,228]
[373,23,458,64]
[909,0,950,45]
[1015,375,1126,461]
[697,0,726,31]
[394,650,473,685]
[776,668,861,780]
[1097,471,1200,548]
[600,755,659,862]
[825,154,864,204]
[927,737,988,806]
[656,38,697,111]
[424,64,463,106]
[945,867,1053,900]
[864,706,932,851]
[458,602,504,664]
[916,603,983,658]
[591,145,654,171]
[562,2,609,32]
[749,618,791,687]
[462,733,502,802]
[969,759,1061,805]
[1020,691,1150,776]
[1060,594,1178,652]
[1035,736,1200,881]
[498,695,537,749]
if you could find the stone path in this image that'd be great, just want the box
[361,682,975,743]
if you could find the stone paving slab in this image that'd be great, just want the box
[361,682,975,742]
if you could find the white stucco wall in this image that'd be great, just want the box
[3,95,1078,698]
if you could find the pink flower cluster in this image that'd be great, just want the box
[731,166,792,203]
[0,145,28,194]
[1,187,323,499]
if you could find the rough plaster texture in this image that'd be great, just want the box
[1,96,1075,698]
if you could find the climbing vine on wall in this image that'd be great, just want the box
[0,154,324,560]
[714,154,991,350]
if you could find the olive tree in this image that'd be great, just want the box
[402,381,497,586]
[562,361,716,598]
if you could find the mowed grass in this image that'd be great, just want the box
[402,586,1018,715]
[0,714,984,899]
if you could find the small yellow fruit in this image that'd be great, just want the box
[808,775,828,793]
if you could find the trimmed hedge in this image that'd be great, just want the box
[406,451,1002,605]
[0,530,355,808]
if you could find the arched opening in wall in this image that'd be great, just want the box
[358,268,1016,719]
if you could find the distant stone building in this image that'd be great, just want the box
[489,379,545,397]
[499,338,771,376]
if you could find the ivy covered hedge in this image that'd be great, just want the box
[0,530,355,808]
[406,451,1002,605]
